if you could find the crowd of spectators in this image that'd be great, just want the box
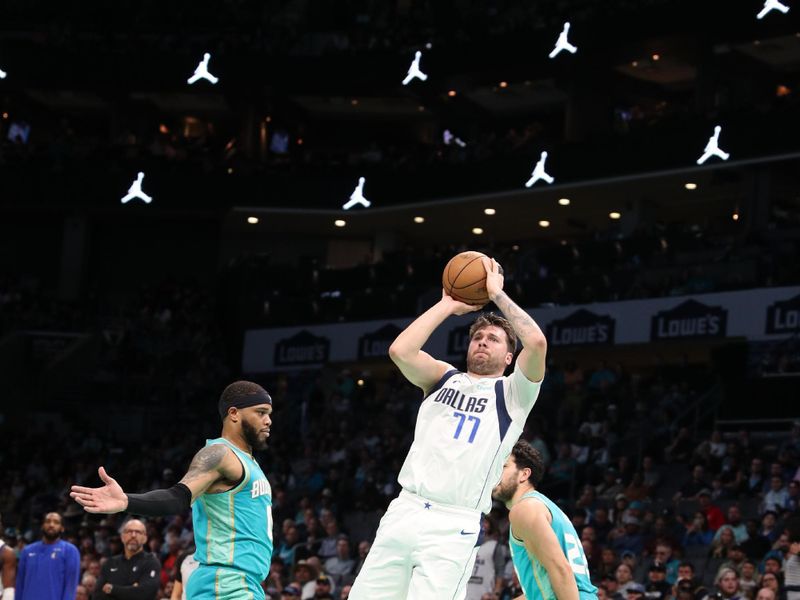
[224,223,800,326]
[1,344,798,599]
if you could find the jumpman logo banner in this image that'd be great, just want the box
[343,177,371,210]
[696,126,730,165]
[121,172,153,204]
[525,152,555,186]
[188,53,219,85]
[402,51,428,85]
[757,0,790,19]
[549,22,578,58]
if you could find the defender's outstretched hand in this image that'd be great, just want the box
[70,466,128,514]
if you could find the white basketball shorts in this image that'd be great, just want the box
[349,489,482,600]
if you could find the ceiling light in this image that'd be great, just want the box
[499,81,508,88]
[472,227,484,235]
[484,208,496,215]
[351,98,359,106]
[538,220,550,228]
[447,90,457,97]
[413,216,425,223]
[631,61,639,67]
[335,219,346,227]
[685,182,698,190]
[732,212,739,221]
[417,105,425,112]
[558,198,570,206]
[652,53,661,61]
[512,244,520,251]
[247,216,259,224]
[609,212,621,220]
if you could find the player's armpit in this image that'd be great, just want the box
[179,444,241,499]
[388,347,450,393]
[511,501,579,600]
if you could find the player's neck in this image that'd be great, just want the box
[466,369,503,380]
[508,484,536,508]
[221,430,253,456]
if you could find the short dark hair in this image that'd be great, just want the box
[510,440,545,486]
[679,561,695,573]
[469,312,517,354]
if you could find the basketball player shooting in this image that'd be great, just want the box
[70,381,274,600]
[349,257,547,600]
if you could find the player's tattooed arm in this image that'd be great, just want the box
[483,256,547,382]
[179,444,241,499]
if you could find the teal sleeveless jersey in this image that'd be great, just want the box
[192,438,273,586]
[509,491,598,600]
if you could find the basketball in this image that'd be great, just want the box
[442,251,489,306]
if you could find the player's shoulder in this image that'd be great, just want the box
[509,495,549,523]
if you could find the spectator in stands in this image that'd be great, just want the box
[596,548,618,580]
[760,512,780,543]
[616,563,637,595]
[624,473,650,502]
[788,481,800,512]
[746,459,767,497]
[674,465,708,501]
[95,518,160,600]
[312,574,333,599]
[16,512,80,600]
[699,489,726,531]
[353,541,369,577]
[277,525,300,565]
[76,586,89,600]
[324,536,355,587]
[741,519,772,559]
[683,512,714,547]
[597,466,624,501]
[653,542,680,585]
[292,560,317,600]
[758,573,780,597]
[739,560,759,599]
[645,563,672,600]
[755,588,776,600]
[592,506,614,544]
[626,582,647,600]
[612,514,645,555]
[711,526,737,558]
[762,477,791,513]
[707,568,744,600]
[724,505,749,543]
[721,544,748,575]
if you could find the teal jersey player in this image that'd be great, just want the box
[493,441,598,600]
[189,438,273,599]
[71,381,275,600]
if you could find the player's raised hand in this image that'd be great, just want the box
[70,466,129,514]
[482,257,504,301]
[440,289,483,315]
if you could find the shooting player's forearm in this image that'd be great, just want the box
[389,301,452,359]
[490,291,546,350]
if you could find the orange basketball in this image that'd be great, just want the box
[442,251,489,306]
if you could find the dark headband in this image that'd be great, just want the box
[219,390,272,419]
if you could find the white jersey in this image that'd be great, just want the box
[397,364,541,513]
